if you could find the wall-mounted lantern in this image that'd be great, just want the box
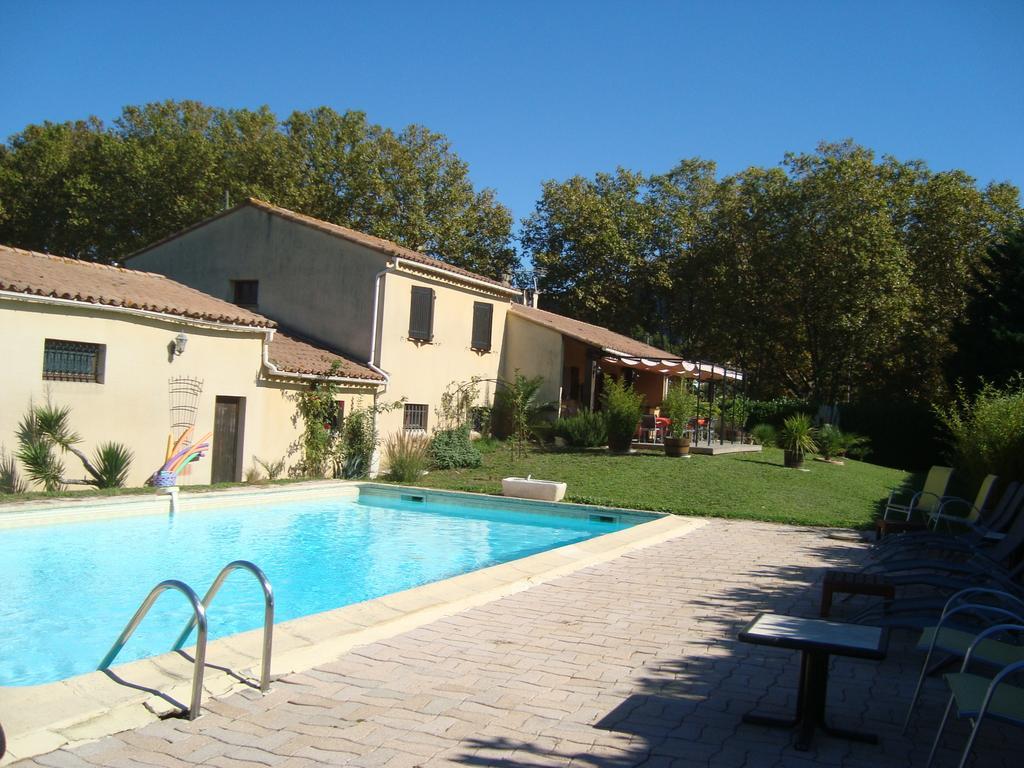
[173,332,188,356]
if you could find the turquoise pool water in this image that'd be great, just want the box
[0,489,643,686]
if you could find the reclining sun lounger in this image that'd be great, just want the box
[876,465,954,538]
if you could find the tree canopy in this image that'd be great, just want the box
[0,101,517,279]
[523,140,1023,403]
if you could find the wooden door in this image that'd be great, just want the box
[212,396,243,483]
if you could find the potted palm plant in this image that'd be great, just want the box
[661,381,695,457]
[602,378,644,453]
[779,413,817,468]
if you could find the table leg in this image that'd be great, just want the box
[742,647,808,730]
[798,651,879,748]
[794,651,828,751]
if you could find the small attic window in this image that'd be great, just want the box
[232,280,259,309]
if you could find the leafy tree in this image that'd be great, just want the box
[522,168,661,332]
[948,230,1024,391]
[494,372,550,460]
[0,101,516,278]
[522,140,1022,406]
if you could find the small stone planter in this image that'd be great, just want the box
[502,476,567,502]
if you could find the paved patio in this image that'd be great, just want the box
[15,519,1023,767]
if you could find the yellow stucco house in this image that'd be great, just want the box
[126,199,524,440]
[0,244,383,487]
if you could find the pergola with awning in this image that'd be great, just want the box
[600,355,747,446]
[600,356,743,382]
[506,304,748,444]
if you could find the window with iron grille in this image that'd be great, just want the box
[403,403,428,431]
[408,286,434,341]
[232,280,259,308]
[471,302,493,351]
[43,340,105,382]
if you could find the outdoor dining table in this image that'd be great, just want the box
[738,612,888,751]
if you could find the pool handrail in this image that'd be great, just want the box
[98,579,208,719]
[171,560,275,692]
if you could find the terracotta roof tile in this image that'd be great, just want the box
[0,244,275,328]
[267,330,384,381]
[508,303,678,359]
[128,198,517,293]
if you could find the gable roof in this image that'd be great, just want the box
[267,330,384,381]
[0,244,275,328]
[128,197,516,293]
[508,303,678,359]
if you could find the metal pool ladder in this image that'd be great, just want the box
[98,560,274,720]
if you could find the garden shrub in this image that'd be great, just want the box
[661,382,696,436]
[553,410,608,448]
[815,424,870,461]
[720,395,753,430]
[746,398,811,428]
[429,426,482,469]
[255,456,286,480]
[494,372,551,458]
[601,378,643,452]
[842,398,941,470]
[469,406,492,437]
[340,408,377,479]
[750,423,777,447]
[936,378,1024,489]
[383,431,430,482]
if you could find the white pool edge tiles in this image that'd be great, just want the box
[0,480,360,529]
[0,483,704,764]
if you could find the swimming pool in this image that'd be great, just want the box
[0,486,652,686]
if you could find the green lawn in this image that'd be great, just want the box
[404,443,916,529]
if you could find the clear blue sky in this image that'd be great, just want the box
[2,1,1021,227]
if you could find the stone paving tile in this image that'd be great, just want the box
[14,519,1024,767]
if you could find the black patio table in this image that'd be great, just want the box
[738,612,888,751]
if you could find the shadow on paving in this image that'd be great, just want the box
[448,534,1023,768]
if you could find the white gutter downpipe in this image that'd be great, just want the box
[367,261,397,392]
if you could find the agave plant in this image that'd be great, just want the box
[91,443,134,488]
[15,408,66,491]
[255,456,286,480]
[0,447,28,495]
[15,401,133,489]
[779,413,817,468]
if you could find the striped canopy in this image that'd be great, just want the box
[601,356,743,381]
